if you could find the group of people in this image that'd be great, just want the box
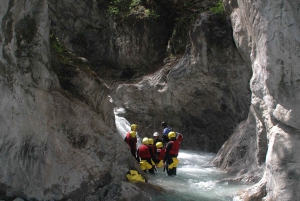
[124,122,183,176]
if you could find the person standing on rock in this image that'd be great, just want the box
[164,131,180,176]
[161,122,172,147]
[124,124,138,161]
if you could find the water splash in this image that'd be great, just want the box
[114,107,141,146]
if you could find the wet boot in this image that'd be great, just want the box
[149,167,155,174]
[166,166,173,176]
[172,167,177,175]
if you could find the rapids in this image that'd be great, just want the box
[147,150,252,201]
[114,108,252,200]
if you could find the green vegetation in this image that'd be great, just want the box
[50,33,96,75]
[165,1,201,55]
[167,0,225,54]
[210,0,224,15]
[50,34,72,65]
[107,0,159,20]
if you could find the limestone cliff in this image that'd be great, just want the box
[0,1,154,200]
[213,0,300,200]
[48,0,171,71]
[110,12,251,152]
[1,0,299,200]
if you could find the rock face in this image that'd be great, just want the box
[47,0,251,152]
[2,0,299,200]
[110,12,251,152]
[0,1,151,200]
[48,0,170,70]
[213,0,300,200]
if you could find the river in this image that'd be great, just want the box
[147,149,252,201]
[114,108,252,200]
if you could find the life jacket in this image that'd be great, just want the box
[157,148,166,160]
[138,144,151,159]
[168,140,180,156]
[124,132,137,149]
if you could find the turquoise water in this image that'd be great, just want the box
[114,111,251,200]
[147,150,252,201]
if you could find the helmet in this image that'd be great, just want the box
[130,131,136,138]
[131,124,137,131]
[156,142,163,148]
[142,137,149,145]
[148,138,154,145]
[153,132,159,137]
[161,122,167,127]
[168,131,176,139]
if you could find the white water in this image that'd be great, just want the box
[147,150,252,201]
[114,107,142,146]
[114,108,252,200]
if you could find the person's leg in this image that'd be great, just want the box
[172,167,176,175]
[148,167,155,174]
[166,165,173,176]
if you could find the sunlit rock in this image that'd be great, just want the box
[214,0,300,200]
[0,0,147,200]
[110,12,251,152]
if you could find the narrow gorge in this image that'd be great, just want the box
[0,0,299,200]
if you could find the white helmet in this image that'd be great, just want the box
[153,132,159,137]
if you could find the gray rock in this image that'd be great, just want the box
[48,0,169,69]
[110,12,251,152]
[214,0,300,200]
[0,0,142,200]
[13,198,24,201]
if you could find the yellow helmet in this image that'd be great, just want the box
[131,124,137,131]
[130,131,136,138]
[142,137,149,145]
[156,142,163,148]
[148,138,154,145]
[168,131,176,139]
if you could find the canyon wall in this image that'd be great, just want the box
[214,0,300,200]
[0,1,154,200]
